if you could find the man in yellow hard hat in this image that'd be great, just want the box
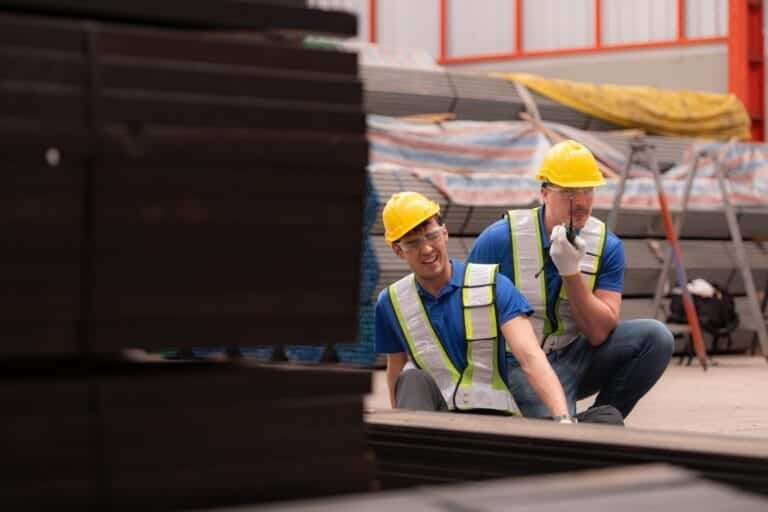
[375,191,573,421]
[468,140,673,420]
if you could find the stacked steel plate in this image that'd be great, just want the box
[0,1,374,508]
[223,464,768,512]
[366,410,768,496]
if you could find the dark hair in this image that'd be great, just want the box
[394,214,444,244]
[413,214,444,232]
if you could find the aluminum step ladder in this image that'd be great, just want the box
[610,139,768,364]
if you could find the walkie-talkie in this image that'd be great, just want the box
[534,197,578,279]
[566,198,576,246]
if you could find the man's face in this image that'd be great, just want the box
[392,218,449,283]
[541,185,595,230]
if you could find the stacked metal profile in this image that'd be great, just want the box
[366,410,768,497]
[359,64,699,172]
[0,1,375,508]
[219,464,768,511]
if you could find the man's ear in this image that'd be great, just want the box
[391,243,404,259]
[540,187,548,202]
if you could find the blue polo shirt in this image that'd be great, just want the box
[467,206,624,316]
[375,259,533,383]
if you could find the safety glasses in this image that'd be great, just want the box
[398,226,445,252]
[545,185,594,199]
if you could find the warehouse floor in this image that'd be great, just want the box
[365,354,768,438]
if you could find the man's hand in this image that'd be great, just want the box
[553,414,577,424]
[549,224,586,277]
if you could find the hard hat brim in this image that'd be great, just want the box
[537,174,605,188]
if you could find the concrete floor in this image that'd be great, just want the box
[365,354,768,439]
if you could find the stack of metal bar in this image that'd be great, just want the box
[0,1,374,508]
[237,464,768,512]
[366,409,768,496]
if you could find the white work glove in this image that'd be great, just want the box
[549,224,586,277]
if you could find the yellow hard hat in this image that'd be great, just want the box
[535,140,605,188]
[383,191,440,243]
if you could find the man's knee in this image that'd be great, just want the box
[617,319,674,356]
[396,368,433,394]
[395,369,447,411]
[639,318,674,360]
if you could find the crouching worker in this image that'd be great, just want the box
[468,140,674,421]
[374,192,573,423]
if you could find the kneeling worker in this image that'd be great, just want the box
[374,191,573,422]
[467,140,673,420]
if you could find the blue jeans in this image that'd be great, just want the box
[507,319,674,418]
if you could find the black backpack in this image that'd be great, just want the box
[667,282,739,332]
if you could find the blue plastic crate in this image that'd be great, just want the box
[335,304,376,367]
[363,171,378,235]
[239,346,277,361]
[284,345,325,364]
[189,347,225,358]
[359,238,379,304]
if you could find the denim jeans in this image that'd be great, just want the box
[506,319,674,418]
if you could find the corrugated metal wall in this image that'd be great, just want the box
[448,0,514,56]
[308,0,730,56]
[522,0,593,50]
[377,0,439,58]
[602,0,676,44]
[686,0,728,38]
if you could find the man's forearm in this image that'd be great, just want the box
[521,352,569,417]
[503,316,570,418]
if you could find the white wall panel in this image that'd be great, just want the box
[685,0,727,38]
[308,0,370,41]
[602,0,676,45]
[522,0,593,51]
[376,0,439,59]
[447,0,514,57]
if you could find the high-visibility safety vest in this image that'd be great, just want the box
[388,263,517,413]
[506,208,607,354]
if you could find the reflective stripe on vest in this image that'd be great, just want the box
[389,274,459,407]
[507,208,607,354]
[388,264,516,412]
[456,263,516,412]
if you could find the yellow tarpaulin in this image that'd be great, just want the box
[494,72,752,140]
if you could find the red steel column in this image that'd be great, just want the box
[676,0,685,41]
[594,0,602,47]
[515,0,523,54]
[729,0,765,141]
[368,0,376,43]
[439,0,448,62]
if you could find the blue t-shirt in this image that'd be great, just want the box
[375,259,533,384]
[467,207,624,318]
